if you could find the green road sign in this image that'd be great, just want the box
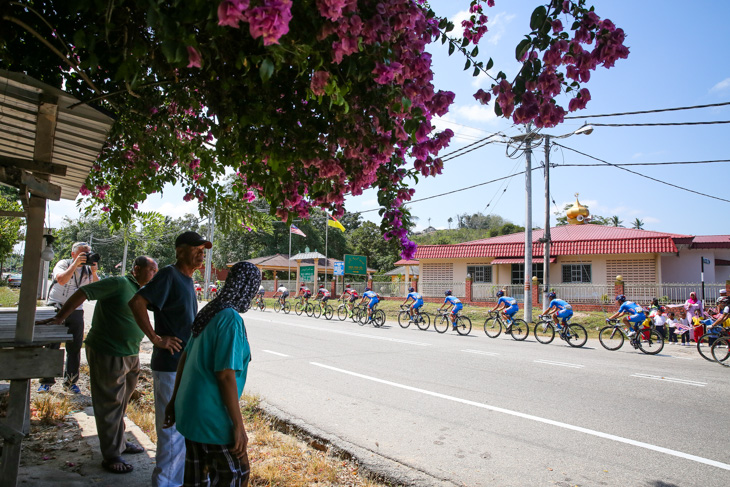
[344,254,367,276]
[299,265,314,281]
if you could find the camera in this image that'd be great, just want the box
[83,251,101,266]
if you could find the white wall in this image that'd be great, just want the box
[660,249,730,283]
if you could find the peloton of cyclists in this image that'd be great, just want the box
[544,291,573,330]
[402,287,424,321]
[359,287,379,323]
[437,290,462,331]
[608,294,646,337]
[341,284,359,317]
[490,289,518,331]
[273,285,289,309]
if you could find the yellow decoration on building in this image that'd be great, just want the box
[566,193,590,225]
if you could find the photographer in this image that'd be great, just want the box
[38,241,100,393]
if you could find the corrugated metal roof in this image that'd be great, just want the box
[0,70,115,200]
[289,251,327,260]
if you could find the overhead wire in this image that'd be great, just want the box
[588,120,730,127]
[564,101,730,119]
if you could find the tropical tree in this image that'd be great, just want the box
[0,0,627,258]
[447,217,453,229]
[609,215,623,227]
[631,218,644,230]
[0,195,23,280]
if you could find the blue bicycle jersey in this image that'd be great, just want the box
[407,292,422,301]
[363,290,377,300]
[618,301,643,315]
[548,299,571,311]
[497,296,517,307]
[444,296,461,305]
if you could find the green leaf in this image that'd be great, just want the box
[471,46,479,57]
[494,102,503,117]
[259,58,274,82]
[464,59,472,70]
[530,6,547,31]
[441,33,447,45]
[486,57,494,70]
[401,97,412,110]
[438,18,447,29]
[515,39,531,61]
[448,42,455,55]
[473,66,480,77]
[445,22,454,33]
[461,37,470,47]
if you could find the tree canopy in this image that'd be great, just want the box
[0,1,627,259]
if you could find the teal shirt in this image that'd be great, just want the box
[83,275,144,356]
[175,308,251,445]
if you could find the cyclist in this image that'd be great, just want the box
[273,285,289,309]
[256,284,265,306]
[490,289,518,331]
[343,284,359,317]
[544,291,572,330]
[316,284,331,305]
[297,284,312,307]
[437,290,462,331]
[359,287,379,323]
[402,287,424,321]
[710,289,730,328]
[607,294,646,337]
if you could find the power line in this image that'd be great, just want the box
[553,142,730,204]
[557,159,730,167]
[564,101,730,119]
[588,120,730,127]
[438,132,502,160]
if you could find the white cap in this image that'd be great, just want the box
[720,289,727,295]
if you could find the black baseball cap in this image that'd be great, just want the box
[175,231,212,249]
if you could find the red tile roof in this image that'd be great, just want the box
[690,235,730,249]
[394,259,419,266]
[491,257,556,264]
[415,224,694,260]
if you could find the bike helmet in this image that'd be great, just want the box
[445,290,452,296]
[408,287,414,293]
[615,294,626,303]
[547,291,556,300]
[319,284,325,288]
[345,284,351,288]
[496,290,505,297]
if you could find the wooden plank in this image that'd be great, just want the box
[19,171,61,200]
[0,421,24,442]
[0,379,30,487]
[0,155,67,176]
[0,348,64,380]
[15,195,46,344]
[0,324,71,345]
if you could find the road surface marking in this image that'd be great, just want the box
[254,318,431,347]
[630,373,706,387]
[671,356,694,360]
[534,359,584,369]
[462,349,499,357]
[310,362,730,471]
[262,350,289,357]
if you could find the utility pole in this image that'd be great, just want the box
[543,135,551,311]
[204,211,214,299]
[524,125,533,324]
[121,226,129,275]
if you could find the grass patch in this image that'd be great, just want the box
[32,394,74,425]
[0,287,20,307]
[127,371,156,442]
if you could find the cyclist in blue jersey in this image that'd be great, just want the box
[490,289,519,331]
[608,295,646,336]
[359,287,379,322]
[437,290,462,331]
[402,287,424,320]
[544,291,573,330]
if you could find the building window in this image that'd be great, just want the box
[562,264,592,283]
[511,263,544,284]
[467,265,492,283]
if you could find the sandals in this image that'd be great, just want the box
[123,442,145,454]
[101,457,134,474]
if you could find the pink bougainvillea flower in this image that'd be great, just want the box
[218,0,249,28]
[248,0,293,46]
[310,70,330,96]
[186,46,202,68]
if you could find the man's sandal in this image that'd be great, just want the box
[123,442,145,454]
[101,457,134,474]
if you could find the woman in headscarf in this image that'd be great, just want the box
[163,262,261,486]
[683,291,704,342]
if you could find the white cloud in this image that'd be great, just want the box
[642,216,661,224]
[450,10,471,29]
[710,78,730,93]
[139,199,200,220]
[452,104,499,124]
[433,114,490,143]
[485,12,517,46]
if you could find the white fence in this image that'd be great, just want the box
[420,281,466,298]
[372,279,407,297]
[472,283,524,301]
[624,282,725,305]
[542,283,614,304]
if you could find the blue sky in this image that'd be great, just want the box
[47,0,730,237]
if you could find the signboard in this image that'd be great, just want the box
[299,265,314,281]
[333,261,345,276]
[344,254,367,276]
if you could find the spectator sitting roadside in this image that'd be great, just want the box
[129,231,211,487]
[37,256,158,474]
[163,262,261,486]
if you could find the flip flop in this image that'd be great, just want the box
[101,457,134,474]
[123,442,145,454]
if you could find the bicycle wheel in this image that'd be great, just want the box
[508,319,530,341]
[374,309,386,327]
[283,302,291,314]
[483,317,502,338]
[259,300,266,312]
[358,309,369,326]
[434,315,449,334]
[598,326,624,351]
[696,333,719,362]
[295,302,303,316]
[398,311,411,328]
[565,324,588,348]
[455,316,472,336]
[337,305,348,321]
[274,300,281,313]
[312,304,322,319]
[305,303,314,317]
[534,321,555,344]
[352,307,362,323]
[637,329,664,355]
[711,336,730,364]
[416,313,431,331]
[324,305,334,320]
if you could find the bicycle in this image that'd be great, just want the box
[434,310,472,335]
[255,295,266,311]
[336,298,353,321]
[533,314,587,348]
[710,335,730,364]
[483,311,529,341]
[598,319,664,355]
[294,297,310,316]
[273,297,291,314]
[397,304,431,331]
[312,300,334,320]
[358,303,385,327]
[696,323,730,361]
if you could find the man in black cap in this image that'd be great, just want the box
[129,231,211,487]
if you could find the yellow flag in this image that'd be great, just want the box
[327,214,345,232]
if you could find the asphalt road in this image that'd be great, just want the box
[242,307,730,487]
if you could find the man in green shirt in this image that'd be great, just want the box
[38,256,158,474]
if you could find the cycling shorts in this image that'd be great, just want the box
[257,290,265,296]
[557,309,573,320]
[628,312,646,323]
[321,295,330,303]
[349,294,358,303]
[304,292,311,298]
[504,304,518,317]
[368,297,379,309]
[281,291,289,298]
[411,299,424,310]
[451,303,463,315]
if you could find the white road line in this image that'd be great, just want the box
[310,362,730,472]
[254,318,431,347]
[534,359,584,369]
[630,373,706,387]
[262,350,290,357]
[462,349,499,357]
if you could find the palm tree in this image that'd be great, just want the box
[447,217,453,229]
[609,215,623,227]
[631,218,644,230]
